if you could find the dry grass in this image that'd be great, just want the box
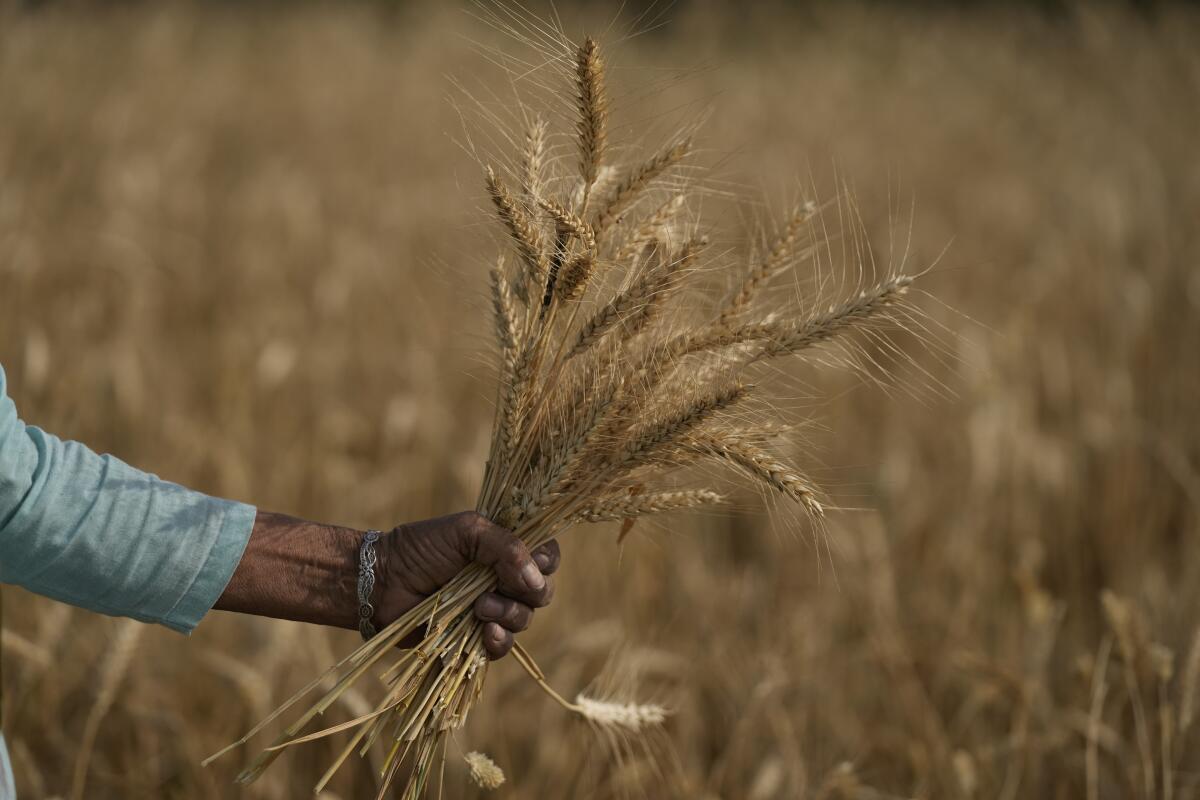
[2,1,1199,798]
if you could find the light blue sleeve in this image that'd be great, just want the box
[0,363,255,634]
[0,733,13,800]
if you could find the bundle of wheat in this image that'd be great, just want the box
[206,30,923,799]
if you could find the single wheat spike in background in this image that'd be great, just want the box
[207,30,925,799]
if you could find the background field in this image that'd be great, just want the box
[2,1,1200,798]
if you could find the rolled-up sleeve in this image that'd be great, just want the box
[0,364,255,634]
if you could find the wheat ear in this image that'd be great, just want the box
[575,37,608,207]
[616,382,748,472]
[520,115,548,211]
[577,489,726,523]
[720,201,818,323]
[620,236,704,341]
[614,193,687,262]
[538,197,598,252]
[568,237,703,359]
[688,431,823,516]
[486,166,548,305]
[595,138,693,236]
[490,262,520,360]
[464,751,506,790]
[752,274,913,362]
[574,694,669,732]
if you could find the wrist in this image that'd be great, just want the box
[215,510,367,630]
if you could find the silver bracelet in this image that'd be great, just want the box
[357,530,382,641]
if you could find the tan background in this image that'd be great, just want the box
[2,1,1199,797]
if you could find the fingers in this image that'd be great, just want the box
[456,513,562,661]
[459,513,554,608]
[482,621,514,660]
[474,592,533,632]
[531,539,561,575]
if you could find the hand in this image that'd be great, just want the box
[215,510,560,661]
[378,511,559,659]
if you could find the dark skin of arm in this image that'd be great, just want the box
[214,510,559,660]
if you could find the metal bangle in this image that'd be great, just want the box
[357,530,382,641]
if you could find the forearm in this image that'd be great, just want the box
[214,510,364,630]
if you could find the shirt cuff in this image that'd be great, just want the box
[160,500,256,634]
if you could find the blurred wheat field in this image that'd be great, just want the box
[2,1,1200,798]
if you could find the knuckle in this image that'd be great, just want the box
[502,537,528,565]
[457,510,487,534]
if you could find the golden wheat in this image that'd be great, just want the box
[211,32,919,800]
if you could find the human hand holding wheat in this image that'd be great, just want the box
[379,511,559,659]
[216,510,557,661]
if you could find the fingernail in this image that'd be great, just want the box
[478,595,504,619]
[520,562,546,592]
[534,553,551,571]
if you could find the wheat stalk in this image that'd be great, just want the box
[216,32,923,800]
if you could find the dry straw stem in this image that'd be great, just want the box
[218,31,922,800]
